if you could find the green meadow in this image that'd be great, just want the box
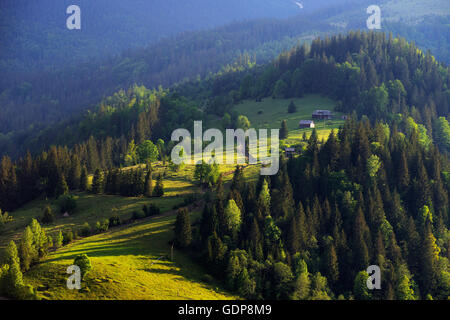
[233,94,345,146]
[1,95,344,300]
[24,213,237,300]
[0,162,261,299]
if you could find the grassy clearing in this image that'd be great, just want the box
[0,161,259,300]
[233,94,338,130]
[234,94,345,147]
[25,213,237,300]
[0,162,260,248]
[0,192,182,246]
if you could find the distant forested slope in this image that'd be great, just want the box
[0,0,311,71]
[0,0,448,139]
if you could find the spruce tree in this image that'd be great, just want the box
[55,173,69,198]
[18,227,37,271]
[420,223,440,295]
[55,230,63,248]
[153,174,164,197]
[280,120,289,140]
[144,170,153,197]
[287,216,300,255]
[79,165,88,191]
[67,155,81,190]
[224,199,242,238]
[174,208,192,248]
[353,207,370,271]
[4,241,24,296]
[292,259,310,300]
[325,242,339,286]
[288,100,297,113]
[91,169,104,194]
[41,205,54,224]
[354,271,371,300]
[249,217,263,261]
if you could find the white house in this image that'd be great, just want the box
[299,120,315,128]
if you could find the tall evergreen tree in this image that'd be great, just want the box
[79,165,88,191]
[153,174,164,197]
[280,120,289,140]
[174,208,192,248]
[144,170,153,197]
[91,169,104,194]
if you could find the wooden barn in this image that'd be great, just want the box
[299,120,315,128]
[312,110,333,120]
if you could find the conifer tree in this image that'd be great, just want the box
[249,217,263,261]
[174,208,192,248]
[79,165,89,191]
[287,216,300,255]
[257,179,271,217]
[55,230,63,248]
[295,202,308,250]
[353,207,370,271]
[200,205,217,243]
[41,205,54,225]
[144,170,153,197]
[325,242,339,286]
[397,150,410,192]
[55,173,69,198]
[288,101,297,113]
[153,174,164,197]
[354,271,371,300]
[18,227,37,271]
[91,169,104,194]
[224,199,242,238]
[280,120,289,140]
[420,223,440,295]
[67,155,81,190]
[292,258,310,300]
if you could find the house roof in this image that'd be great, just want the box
[299,120,314,124]
[313,110,332,115]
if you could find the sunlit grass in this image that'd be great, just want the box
[25,213,238,300]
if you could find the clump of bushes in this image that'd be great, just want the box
[108,215,121,228]
[57,194,77,214]
[132,210,145,220]
[74,254,92,280]
[79,223,91,237]
[173,194,199,210]
[95,219,109,233]
[62,230,74,245]
[41,206,55,224]
[0,209,13,227]
[143,204,160,217]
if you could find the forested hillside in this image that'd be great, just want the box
[0,0,304,71]
[1,0,449,141]
[0,30,449,300]
[193,120,449,299]
[2,31,449,160]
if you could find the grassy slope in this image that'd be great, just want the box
[25,212,237,300]
[233,94,344,145]
[1,163,260,300]
[0,162,259,247]
[2,96,341,299]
